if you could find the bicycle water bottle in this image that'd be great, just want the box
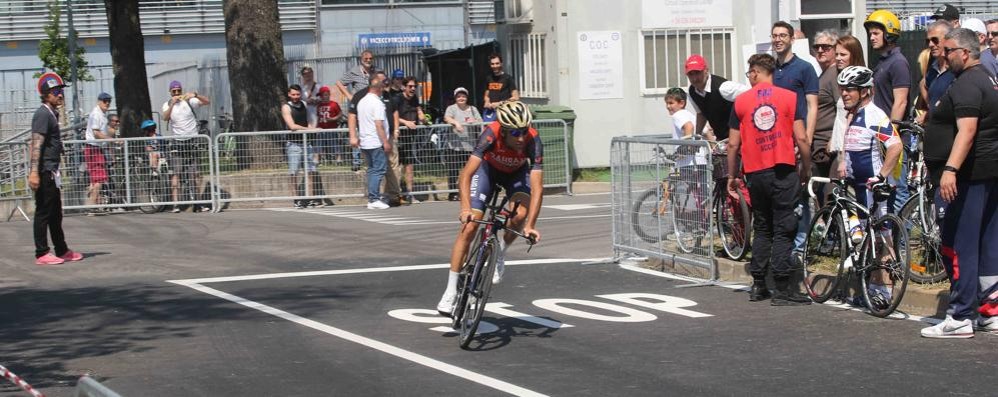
[848,215,863,244]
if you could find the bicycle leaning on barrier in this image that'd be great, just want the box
[802,176,910,317]
[892,120,944,284]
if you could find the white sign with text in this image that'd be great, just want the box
[577,31,624,100]
[641,0,734,29]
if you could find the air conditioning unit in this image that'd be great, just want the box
[493,0,533,24]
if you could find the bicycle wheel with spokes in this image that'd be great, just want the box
[138,173,166,214]
[450,228,484,328]
[670,181,700,254]
[803,206,847,303]
[860,214,911,318]
[631,187,671,243]
[899,194,945,284]
[458,238,498,349]
[716,188,751,260]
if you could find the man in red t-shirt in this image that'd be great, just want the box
[727,53,811,306]
[315,85,342,163]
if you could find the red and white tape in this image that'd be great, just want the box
[0,364,45,397]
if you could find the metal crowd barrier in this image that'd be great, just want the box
[60,135,216,212]
[0,141,30,221]
[611,136,716,281]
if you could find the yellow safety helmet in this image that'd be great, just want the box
[864,9,901,38]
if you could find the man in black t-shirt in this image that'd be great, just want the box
[392,76,425,203]
[348,71,402,205]
[920,28,998,339]
[482,53,519,121]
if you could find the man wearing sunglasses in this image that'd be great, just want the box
[161,80,210,213]
[962,18,998,78]
[84,92,113,212]
[437,101,542,317]
[392,76,425,204]
[918,21,954,124]
[29,73,84,265]
[988,20,998,61]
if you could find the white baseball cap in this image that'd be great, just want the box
[963,18,987,36]
[453,87,469,97]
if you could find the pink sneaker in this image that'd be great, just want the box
[35,253,65,266]
[59,250,84,262]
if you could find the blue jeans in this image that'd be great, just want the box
[362,147,387,202]
[352,148,363,167]
[891,162,910,213]
[793,197,811,253]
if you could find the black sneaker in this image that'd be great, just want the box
[771,290,812,306]
[749,283,771,302]
[293,201,305,209]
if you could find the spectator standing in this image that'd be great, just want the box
[348,71,402,206]
[988,20,998,59]
[812,30,840,195]
[770,21,819,262]
[918,21,955,124]
[443,87,482,201]
[107,114,120,138]
[161,80,210,213]
[684,54,749,140]
[393,76,425,203]
[387,69,405,99]
[282,84,319,209]
[300,65,321,121]
[727,54,810,306]
[28,73,83,265]
[482,53,519,121]
[84,92,112,212]
[339,50,377,172]
[829,35,867,161]
[962,18,998,77]
[865,9,911,211]
[929,3,961,28]
[356,73,392,210]
[316,85,343,163]
[920,28,998,338]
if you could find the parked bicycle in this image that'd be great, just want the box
[893,120,944,284]
[451,184,535,349]
[802,176,911,318]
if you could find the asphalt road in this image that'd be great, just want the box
[0,192,994,396]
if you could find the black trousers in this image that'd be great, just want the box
[746,165,800,279]
[34,170,68,258]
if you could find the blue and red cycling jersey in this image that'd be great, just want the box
[472,121,544,173]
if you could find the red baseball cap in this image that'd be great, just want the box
[318,85,331,95]
[685,55,707,73]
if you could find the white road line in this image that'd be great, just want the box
[544,204,610,211]
[173,282,548,397]
[168,258,589,285]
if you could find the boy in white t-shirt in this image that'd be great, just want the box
[665,88,711,168]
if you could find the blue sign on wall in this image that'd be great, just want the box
[358,32,432,48]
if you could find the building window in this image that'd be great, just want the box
[508,32,547,98]
[640,28,734,94]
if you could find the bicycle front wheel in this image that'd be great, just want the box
[716,187,751,260]
[670,181,701,254]
[631,187,670,243]
[860,214,911,318]
[899,194,945,284]
[458,238,498,349]
[803,206,846,303]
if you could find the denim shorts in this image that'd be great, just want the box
[287,142,317,175]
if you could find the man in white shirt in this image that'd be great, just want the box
[685,55,749,140]
[355,72,392,210]
[84,92,113,209]
[161,80,210,213]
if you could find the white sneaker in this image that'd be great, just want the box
[920,316,974,339]
[492,256,505,285]
[436,291,457,316]
[367,200,389,210]
[975,316,998,334]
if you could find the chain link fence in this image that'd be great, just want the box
[611,136,716,281]
[0,141,30,221]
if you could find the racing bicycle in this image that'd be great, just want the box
[451,184,535,349]
[802,177,911,318]
[893,120,944,284]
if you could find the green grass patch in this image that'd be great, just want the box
[574,167,611,182]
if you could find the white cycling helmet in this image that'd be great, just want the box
[837,66,874,88]
[496,101,533,129]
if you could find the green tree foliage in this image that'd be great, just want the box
[34,0,93,81]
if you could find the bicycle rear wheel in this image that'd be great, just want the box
[803,206,847,303]
[860,214,911,317]
[631,187,670,243]
[716,187,751,260]
[458,238,498,349]
[138,173,166,214]
[670,181,701,254]
[899,194,945,284]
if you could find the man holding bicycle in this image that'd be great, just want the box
[437,101,542,316]
[161,80,210,213]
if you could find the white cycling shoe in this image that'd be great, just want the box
[492,256,505,285]
[437,291,456,317]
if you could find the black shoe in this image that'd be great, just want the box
[351,164,361,172]
[771,290,812,306]
[387,198,402,207]
[749,282,771,302]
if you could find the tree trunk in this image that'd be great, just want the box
[104,0,151,138]
[223,0,288,170]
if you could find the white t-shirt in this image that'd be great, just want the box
[671,109,708,168]
[358,93,388,150]
[161,97,203,138]
[85,106,108,147]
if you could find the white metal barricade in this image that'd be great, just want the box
[0,141,30,221]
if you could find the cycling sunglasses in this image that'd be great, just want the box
[506,127,528,137]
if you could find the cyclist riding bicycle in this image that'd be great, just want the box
[836,66,902,217]
[436,101,543,316]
